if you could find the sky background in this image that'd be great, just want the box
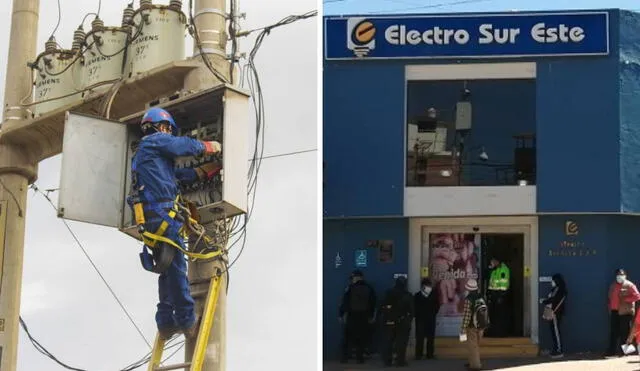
[0,1,317,370]
[323,0,640,15]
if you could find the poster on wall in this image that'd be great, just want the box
[427,233,481,337]
[367,240,394,263]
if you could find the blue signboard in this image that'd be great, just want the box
[355,249,368,268]
[324,12,609,60]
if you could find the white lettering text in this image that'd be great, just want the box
[478,24,520,44]
[531,23,585,43]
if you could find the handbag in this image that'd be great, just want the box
[542,297,565,321]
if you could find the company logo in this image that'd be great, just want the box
[347,18,376,57]
[565,221,579,236]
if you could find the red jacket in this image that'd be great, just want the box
[609,281,640,311]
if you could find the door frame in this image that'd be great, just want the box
[408,216,539,343]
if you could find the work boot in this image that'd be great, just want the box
[158,326,178,340]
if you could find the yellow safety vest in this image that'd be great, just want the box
[488,263,510,291]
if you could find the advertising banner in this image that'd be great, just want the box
[428,233,481,336]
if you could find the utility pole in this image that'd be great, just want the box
[184,1,232,370]
[0,1,40,370]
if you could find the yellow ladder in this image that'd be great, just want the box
[147,273,223,371]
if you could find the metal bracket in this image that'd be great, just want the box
[193,8,228,20]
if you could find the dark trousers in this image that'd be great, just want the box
[341,312,368,362]
[608,310,633,355]
[549,315,563,355]
[415,319,436,359]
[382,320,411,366]
[487,291,509,337]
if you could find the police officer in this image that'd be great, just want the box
[380,275,414,367]
[129,107,221,340]
[339,270,377,364]
[486,257,510,337]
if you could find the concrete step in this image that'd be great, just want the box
[411,337,539,359]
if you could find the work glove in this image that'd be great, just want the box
[195,162,221,180]
[202,141,222,154]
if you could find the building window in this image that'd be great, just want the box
[406,79,537,187]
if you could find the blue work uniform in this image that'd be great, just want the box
[129,132,205,330]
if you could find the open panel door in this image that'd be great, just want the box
[58,112,128,228]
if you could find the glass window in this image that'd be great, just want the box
[406,79,536,187]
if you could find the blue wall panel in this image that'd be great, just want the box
[619,10,640,213]
[323,63,406,217]
[323,219,409,360]
[538,215,610,353]
[537,214,640,354]
[535,56,620,212]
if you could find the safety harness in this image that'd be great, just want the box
[129,151,224,273]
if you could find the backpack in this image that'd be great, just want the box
[349,283,372,313]
[472,297,490,329]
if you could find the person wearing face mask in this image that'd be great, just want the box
[542,274,567,359]
[339,270,377,364]
[414,277,441,360]
[606,269,640,357]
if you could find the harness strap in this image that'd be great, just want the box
[141,197,223,261]
[141,230,223,260]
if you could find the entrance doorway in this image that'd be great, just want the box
[418,228,530,338]
[480,233,525,337]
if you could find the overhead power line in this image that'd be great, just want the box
[368,0,493,13]
[29,184,152,349]
[20,316,89,371]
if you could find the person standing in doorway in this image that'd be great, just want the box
[486,256,510,337]
[414,277,440,360]
[542,274,568,359]
[460,279,488,371]
[339,270,377,364]
[380,275,414,367]
[606,269,640,357]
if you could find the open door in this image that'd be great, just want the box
[57,112,128,228]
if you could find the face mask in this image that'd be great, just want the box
[422,286,432,295]
[551,281,556,288]
[617,275,625,284]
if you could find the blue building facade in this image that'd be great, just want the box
[323,9,640,360]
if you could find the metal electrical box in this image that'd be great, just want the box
[57,84,249,241]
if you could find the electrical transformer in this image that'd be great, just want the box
[125,1,187,77]
[31,37,83,117]
[82,19,129,95]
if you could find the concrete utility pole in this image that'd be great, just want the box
[184,1,232,370]
[0,0,40,370]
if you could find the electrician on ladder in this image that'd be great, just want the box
[128,107,222,341]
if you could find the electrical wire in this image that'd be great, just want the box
[50,0,62,39]
[367,0,492,13]
[97,0,102,17]
[220,10,317,272]
[30,184,152,350]
[0,178,23,217]
[19,316,89,371]
[80,12,98,27]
